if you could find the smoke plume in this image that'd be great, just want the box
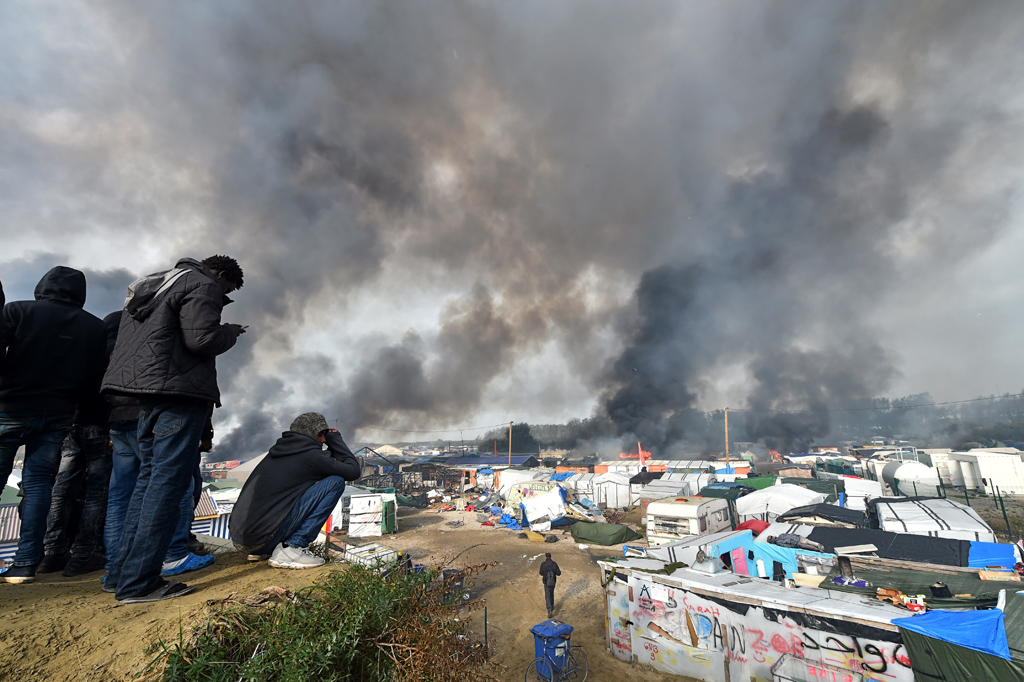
[2,2,1023,458]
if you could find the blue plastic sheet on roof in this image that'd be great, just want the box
[893,609,1011,660]
[715,466,735,474]
[477,468,494,476]
[968,542,1017,570]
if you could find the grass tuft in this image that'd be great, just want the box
[140,562,498,682]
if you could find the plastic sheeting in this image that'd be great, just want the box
[893,609,1011,660]
[520,488,567,532]
[871,497,997,543]
[734,484,827,522]
[968,541,1019,569]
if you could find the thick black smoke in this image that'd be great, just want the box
[2,2,1022,459]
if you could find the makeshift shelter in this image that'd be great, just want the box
[734,519,769,536]
[520,487,568,532]
[757,522,1021,569]
[506,481,559,506]
[870,497,997,542]
[893,609,1010,659]
[496,469,552,499]
[775,503,867,528]
[592,472,631,508]
[734,483,827,523]
[637,480,689,512]
[778,477,845,502]
[565,473,599,502]
[570,522,641,546]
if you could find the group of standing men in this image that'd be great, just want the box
[0,256,245,603]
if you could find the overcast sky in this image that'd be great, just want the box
[2,2,1023,457]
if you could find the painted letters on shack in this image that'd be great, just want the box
[623,574,913,682]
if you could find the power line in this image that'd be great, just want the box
[333,419,513,435]
[728,394,1019,415]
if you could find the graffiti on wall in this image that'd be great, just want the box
[625,575,914,682]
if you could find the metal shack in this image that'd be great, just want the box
[646,496,732,546]
[599,559,913,681]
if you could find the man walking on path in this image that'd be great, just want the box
[230,412,360,569]
[0,266,107,584]
[539,552,561,618]
[102,255,245,603]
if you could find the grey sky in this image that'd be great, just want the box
[2,1,1023,456]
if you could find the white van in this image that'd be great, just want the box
[645,496,732,546]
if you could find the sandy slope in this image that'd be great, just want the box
[0,507,684,682]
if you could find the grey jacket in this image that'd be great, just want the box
[101,258,239,405]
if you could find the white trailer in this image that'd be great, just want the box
[645,496,732,546]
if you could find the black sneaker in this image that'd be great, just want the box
[188,533,209,557]
[63,553,107,577]
[1,563,38,584]
[37,552,69,574]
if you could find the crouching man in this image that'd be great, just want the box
[230,413,360,569]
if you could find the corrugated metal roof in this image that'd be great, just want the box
[0,504,22,543]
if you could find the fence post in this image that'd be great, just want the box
[913,481,919,497]
[963,485,971,507]
[939,478,947,499]
[996,486,1013,541]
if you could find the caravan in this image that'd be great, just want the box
[645,496,732,546]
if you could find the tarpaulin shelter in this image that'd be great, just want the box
[869,497,997,542]
[734,484,827,523]
[520,487,568,532]
[776,503,867,527]
[570,522,641,546]
[758,522,1022,569]
[893,609,1011,659]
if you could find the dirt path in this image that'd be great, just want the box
[0,508,684,681]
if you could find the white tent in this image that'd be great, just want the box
[735,484,828,523]
[840,476,883,511]
[874,498,996,542]
[593,473,631,509]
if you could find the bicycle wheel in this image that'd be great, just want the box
[524,657,549,682]
[564,647,588,682]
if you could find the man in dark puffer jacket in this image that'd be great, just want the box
[231,413,360,569]
[0,267,107,584]
[101,255,245,603]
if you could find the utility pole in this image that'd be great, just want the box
[724,407,730,465]
[508,421,513,467]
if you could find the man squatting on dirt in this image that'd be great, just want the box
[229,412,361,569]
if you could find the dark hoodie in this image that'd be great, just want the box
[229,430,361,548]
[0,266,107,414]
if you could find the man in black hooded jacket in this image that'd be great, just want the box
[231,412,360,569]
[0,266,107,584]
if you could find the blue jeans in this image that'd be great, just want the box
[0,412,74,567]
[106,422,202,573]
[109,400,208,598]
[255,476,347,555]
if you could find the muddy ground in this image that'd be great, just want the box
[0,507,684,682]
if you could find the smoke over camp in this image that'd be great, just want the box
[3,2,1024,458]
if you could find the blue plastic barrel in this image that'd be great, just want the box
[530,619,573,680]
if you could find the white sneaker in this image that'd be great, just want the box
[267,543,326,569]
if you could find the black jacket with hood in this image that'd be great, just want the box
[102,258,239,406]
[0,267,106,415]
[230,430,361,548]
[539,558,561,586]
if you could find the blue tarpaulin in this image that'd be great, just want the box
[893,609,1011,660]
[968,541,1017,570]
[549,472,575,481]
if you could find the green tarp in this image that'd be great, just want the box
[898,627,1024,681]
[570,522,642,546]
[741,476,778,490]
